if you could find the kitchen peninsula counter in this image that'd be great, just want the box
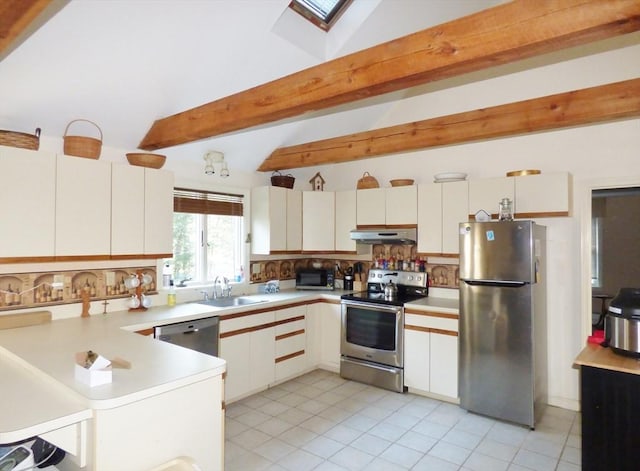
[0,289,459,469]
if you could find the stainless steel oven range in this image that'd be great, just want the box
[340,269,428,392]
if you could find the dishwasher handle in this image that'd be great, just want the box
[153,316,219,337]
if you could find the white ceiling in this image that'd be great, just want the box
[0,0,506,174]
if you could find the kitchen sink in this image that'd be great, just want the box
[196,297,267,308]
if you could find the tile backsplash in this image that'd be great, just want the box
[0,266,157,312]
[250,244,459,289]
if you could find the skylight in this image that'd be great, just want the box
[289,0,352,31]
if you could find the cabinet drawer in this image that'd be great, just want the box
[275,353,306,381]
[219,310,275,334]
[275,318,305,336]
[405,311,458,332]
[275,332,305,357]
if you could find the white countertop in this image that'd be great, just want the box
[0,288,457,444]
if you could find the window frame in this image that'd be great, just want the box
[171,188,246,287]
[288,0,353,31]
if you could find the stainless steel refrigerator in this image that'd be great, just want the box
[459,220,547,429]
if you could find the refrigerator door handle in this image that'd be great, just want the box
[461,279,527,287]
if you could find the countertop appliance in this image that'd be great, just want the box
[154,316,219,357]
[340,269,428,392]
[295,268,334,290]
[459,220,547,429]
[604,288,640,357]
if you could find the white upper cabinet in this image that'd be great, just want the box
[335,190,357,252]
[286,189,302,251]
[55,155,111,257]
[385,186,418,225]
[514,172,572,217]
[0,146,56,258]
[468,177,515,219]
[302,191,335,252]
[144,168,174,255]
[469,172,572,219]
[357,186,417,226]
[356,188,385,226]
[251,186,303,254]
[251,186,287,254]
[417,184,442,254]
[442,181,469,254]
[111,164,144,255]
[418,181,468,255]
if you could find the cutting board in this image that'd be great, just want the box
[0,311,52,330]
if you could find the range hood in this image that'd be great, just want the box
[350,228,417,245]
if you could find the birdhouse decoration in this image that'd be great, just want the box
[309,172,325,191]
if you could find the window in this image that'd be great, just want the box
[171,188,244,285]
[289,0,352,31]
[591,216,602,288]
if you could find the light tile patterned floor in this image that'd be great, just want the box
[225,370,581,471]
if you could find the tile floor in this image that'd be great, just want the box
[225,370,581,471]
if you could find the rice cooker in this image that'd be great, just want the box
[605,288,640,357]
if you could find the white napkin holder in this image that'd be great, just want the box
[75,351,112,386]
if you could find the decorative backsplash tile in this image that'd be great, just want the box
[0,266,157,311]
[250,244,459,289]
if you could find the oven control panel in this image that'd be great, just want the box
[368,269,428,288]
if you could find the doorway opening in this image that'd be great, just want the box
[591,187,640,330]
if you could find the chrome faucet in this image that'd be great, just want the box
[212,276,231,299]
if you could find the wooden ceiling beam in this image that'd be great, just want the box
[0,0,65,60]
[139,0,640,151]
[259,78,640,171]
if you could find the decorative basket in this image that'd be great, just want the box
[271,171,295,189]
[0,128,40,150]
[126,153,166,169]
[357,172,379,189]
[63,119,102,159]
[390,179,414,187]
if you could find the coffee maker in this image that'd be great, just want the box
[344,273,354,290]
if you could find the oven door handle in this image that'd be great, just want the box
[341,300,402,313]
[342,357,402,374]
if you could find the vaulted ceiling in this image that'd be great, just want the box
[1,0,639,175]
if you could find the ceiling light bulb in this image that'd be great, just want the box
[220,161,230,178]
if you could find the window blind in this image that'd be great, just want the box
[173,187,243,216]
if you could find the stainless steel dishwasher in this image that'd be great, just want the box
[153,317,219,357]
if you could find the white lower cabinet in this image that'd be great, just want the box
[219,310,275,402]
[275,305,307,382]
[404,309,459,400]
[319,302,342,371]
[220,305,310,402]
[91,375,223,470]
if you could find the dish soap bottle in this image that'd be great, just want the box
[167,280,176,306]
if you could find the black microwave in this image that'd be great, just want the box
[296,269,334,290]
